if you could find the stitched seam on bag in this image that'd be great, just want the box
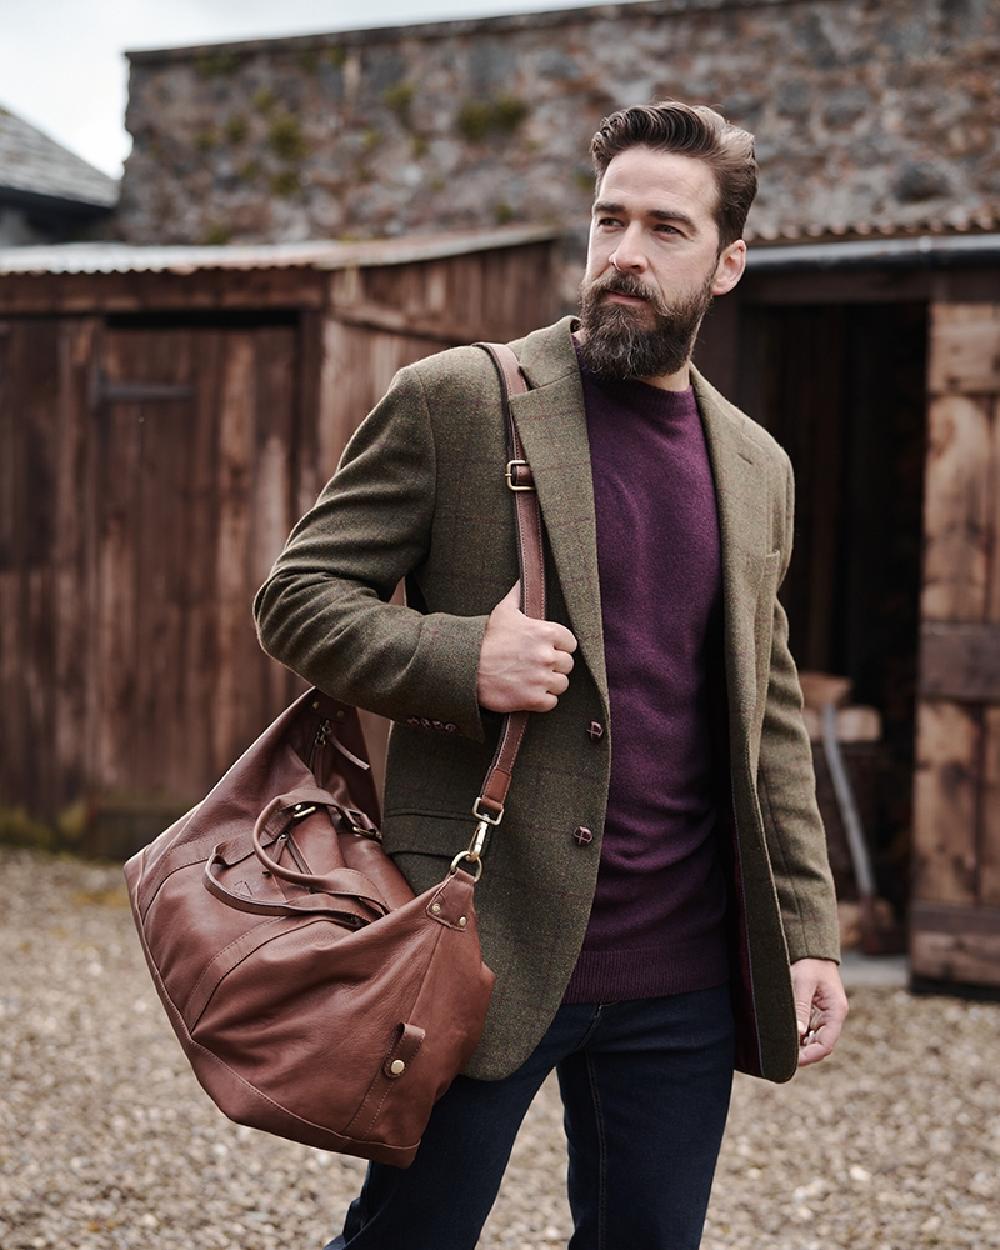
[343,920,444,1138]
[356,924,444,1135]
[365,932,441,1132]
[140,837,267,921]
[185,918,326,1034]
[196,1036,420,1153]
[136,911,422,1155]
[181,918,287,1027]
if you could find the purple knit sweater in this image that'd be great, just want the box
[562,344,731,1003]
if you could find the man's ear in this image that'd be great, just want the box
[711,239,747,296]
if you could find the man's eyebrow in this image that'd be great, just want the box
[592,200,698,233]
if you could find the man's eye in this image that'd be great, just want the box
[596,217,621,227]
[657,224,681,235]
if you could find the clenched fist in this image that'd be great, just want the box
[476,581,578,713]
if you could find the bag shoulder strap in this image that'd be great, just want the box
[470,341,546,829]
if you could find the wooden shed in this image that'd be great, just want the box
[0,227,558,855]
[697,233,1000,993]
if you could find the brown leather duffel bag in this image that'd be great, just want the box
[122,343,540,1167]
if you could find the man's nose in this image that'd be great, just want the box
[609,223,648,273]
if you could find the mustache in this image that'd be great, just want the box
[590,271,662,308]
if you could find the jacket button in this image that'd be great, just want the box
[405,717,420,728]
[444,722,457,733]
[587,720,604,741]
[573,825,594,847]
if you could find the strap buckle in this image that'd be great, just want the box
[505,459,534,492]
[471,797,504,825]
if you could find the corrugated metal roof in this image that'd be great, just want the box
[747,233,1000,268]
[0,225,558,276]
[0,104,118,209]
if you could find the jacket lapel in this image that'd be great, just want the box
[508,315,772,737]
[509,317,609,712]
[690,364,772,737]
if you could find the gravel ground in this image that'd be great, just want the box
[1,846,997,1250]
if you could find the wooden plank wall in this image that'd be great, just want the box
[0,242,558,851]
[912,303,1000,987]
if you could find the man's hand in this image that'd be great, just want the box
[790,957,849,1068]
[477,581,578,713]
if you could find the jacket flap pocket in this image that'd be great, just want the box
[381,808,476,859]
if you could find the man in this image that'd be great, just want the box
[253,100,848,1250]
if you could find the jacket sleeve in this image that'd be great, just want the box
[757,451,842,964]
[252,362,491,742]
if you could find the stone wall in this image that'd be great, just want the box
[117,0,998,292]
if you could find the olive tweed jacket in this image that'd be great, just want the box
[252,314,840,1084]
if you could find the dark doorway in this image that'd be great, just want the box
[733,302,928,917]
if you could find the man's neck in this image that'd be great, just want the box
[635,362,692,392]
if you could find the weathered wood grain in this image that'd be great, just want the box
[912,700,980,905]
[927,303,1000,396]
[919,621,1000,701]
[920,392,991,622]
[983,706,1000,906]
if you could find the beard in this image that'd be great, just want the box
[575,264,716,382]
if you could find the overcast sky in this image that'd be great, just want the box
[0,0,609,180]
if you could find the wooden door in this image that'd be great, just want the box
[911,304,1000,987]
[0,316,302,852]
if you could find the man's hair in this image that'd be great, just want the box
[590,101,757,249]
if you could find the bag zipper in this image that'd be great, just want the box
[307,718,332,776]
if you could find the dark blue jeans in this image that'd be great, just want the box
[324,980,735,1250]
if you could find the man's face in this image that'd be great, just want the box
[577,146,746,383]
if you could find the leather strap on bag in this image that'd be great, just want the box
[458,342,545,865]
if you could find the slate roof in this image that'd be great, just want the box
[0,103,118,209]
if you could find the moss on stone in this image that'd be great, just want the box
[493,95,530,132]
[194,50,242,79]
[194,128,218,152]
[237,158,261,181]
[268,113,306,161]
[494,201,515,225]
[455,94,530,142]
[225,115,248,144]
[383,81,414,126]
[202,222,233,244]
[361,128,383,154]
[325,46,347,68]
[253,86,277,115]
[410,134,429,159]
[270,168,301,197]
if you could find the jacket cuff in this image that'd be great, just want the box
[405,611,491,743]
[783,923,842,965]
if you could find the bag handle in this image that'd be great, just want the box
[203,788,391,921]
[456,343,545,872]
